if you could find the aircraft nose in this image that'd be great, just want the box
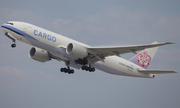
[1,23,7,32]
[1,22,13,32]
[1,23,5,28]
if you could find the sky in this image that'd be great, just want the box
[0,0,180,108]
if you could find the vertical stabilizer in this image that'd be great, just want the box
[129,41,159,69]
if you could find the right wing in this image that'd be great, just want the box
[86,42,175,63]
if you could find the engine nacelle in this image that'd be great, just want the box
[29,47,50,62]
[66,43,88,59]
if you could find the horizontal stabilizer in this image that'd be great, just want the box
[138,70,177,74]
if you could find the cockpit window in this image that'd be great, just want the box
[6,22,13,25]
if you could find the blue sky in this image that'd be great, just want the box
[0,0,180,108]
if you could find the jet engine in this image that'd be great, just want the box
[29,47,50,62]
[66,43,88,59]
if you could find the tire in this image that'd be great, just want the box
[64,69,68,73]
[11,44,16,48]
[60,68,64,72]
[91,67,95,72]
[82,66,85,70]
[70,70,74,74]
[85,66,89,71]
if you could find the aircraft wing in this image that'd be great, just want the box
[138,70,177,74]
[86,42,174,63]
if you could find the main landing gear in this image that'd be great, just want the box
[75,58,95,72]
[82,65,95,72]
[60,61,74,74]
[60,67,74,74]
[60,61,95,74]
[60,65,95,74]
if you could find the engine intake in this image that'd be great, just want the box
[66,43,88,59]
[29,47,50,62]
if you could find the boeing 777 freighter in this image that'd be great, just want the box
[1,21,177,78]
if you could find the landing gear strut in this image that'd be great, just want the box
[5,32,16,48]
[11,39,16,48]
[60,61,74,74]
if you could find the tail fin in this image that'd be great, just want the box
[129,41,159,69]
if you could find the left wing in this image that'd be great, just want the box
[86,42,174,63]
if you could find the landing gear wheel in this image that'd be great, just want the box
[91,67,95,72]
[82,66,85,70]
[70,69,74,74]
[60,68,65,72]
[85,66,89,71]
[11,44,16,48]
[64,69,68,73]
[68,69,74,74]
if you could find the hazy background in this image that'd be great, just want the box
[0,0,180,108]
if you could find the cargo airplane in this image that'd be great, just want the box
[1,21,177,78]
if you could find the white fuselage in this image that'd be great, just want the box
[1,21,154,78]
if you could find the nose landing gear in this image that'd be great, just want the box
[5,32,16,48]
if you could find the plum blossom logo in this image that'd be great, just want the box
[136,50,151,67]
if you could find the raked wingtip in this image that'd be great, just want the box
[165,42,176,44]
